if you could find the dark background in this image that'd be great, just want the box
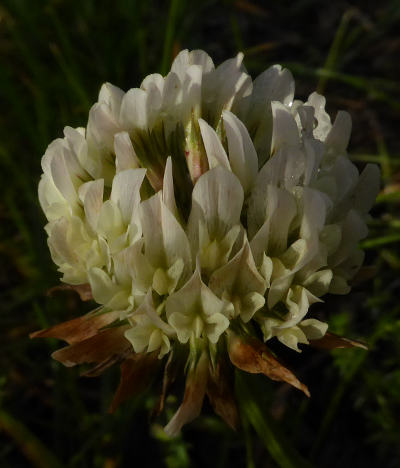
[1,1,400,467]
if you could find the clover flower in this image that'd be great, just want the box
[33,50,380,435]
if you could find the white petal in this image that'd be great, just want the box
[268,188,297,254]
[142,74,164,128]
[162,157,178,217]
[271,101,301,152]
[306,92,332,141]
[141,73,164,93]
[38,174,69,220]
[98,82,124,117]
[198,118,230,170]
[222,110,258,193]
[209,240,266,321]
[303,269,333,297]
[329,210,368,267]
[162,72,182,112]
[140,193,191,274]
[87,102,121,150]
[203,53,250,122]
[79,179,104,232]
[114,131,140,172]
[111,168,146,225]
[299,187,327,240]
[120,88,148,130]
[166,268,231,343]
[188,167,243,248]
[88,267,121,305]
[324,110,352,154]
[299,319,328,340]
[48,217,76,264]
[209,240,266,297]
[182,65,202,119]
[253,65,294,107]
[353,164,380,214]
[277,326,308,352]
[48,147,80,205]
[97,200,124,240]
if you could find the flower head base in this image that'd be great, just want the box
[34,50,379,435]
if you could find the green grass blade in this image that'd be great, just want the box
[235,371,314,468]
[160,0,184,75]
[0,408,65,468]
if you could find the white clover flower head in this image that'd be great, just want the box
[35,49,379,435]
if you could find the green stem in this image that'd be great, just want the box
[160,0,183,75]
[0,408,64,468]
[317,9,355,94]
[235,371,313,468]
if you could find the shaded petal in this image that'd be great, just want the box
[188,167,244,250]
[111,168,146,225]
[120,88,148,130]
[198,118,230,170]
[79,179,104,233]
[299,319,328,340]
[140,193,192,276]
[222,110,258,194]
[114,131,140,172]
[271,101,301,152]
[162,157,179,218]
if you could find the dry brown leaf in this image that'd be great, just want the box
[47,283,93,301]
[206,361,240,431]
[30,310,120,345]
[227,331,310,397]
[109,352,159,413]
[51,325,131,367]
[310,332,368,350]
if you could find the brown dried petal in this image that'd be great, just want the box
[47,283,93,301]
[227,331,310,397]
[310,332,368,350]
[30,310,120,345]
[80,355,126,378]
[109,352,159,413]
[153,351,177,417]
[164,351,209,437]
[207,361,240,431]
[51,325,131,367]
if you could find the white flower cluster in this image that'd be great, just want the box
[39,50,379,357]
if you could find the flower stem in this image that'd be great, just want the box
[0,408,64,468]
[235,371,314,468]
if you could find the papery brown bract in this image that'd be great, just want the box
[206,359,240,431]
[227,331,310,397]
[30,310,120,345]
[109,352,160,413]
[164,350,209,437]
[51,325,131,367]
[310,332,368,350]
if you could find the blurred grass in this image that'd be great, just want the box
[0,0,400,467]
